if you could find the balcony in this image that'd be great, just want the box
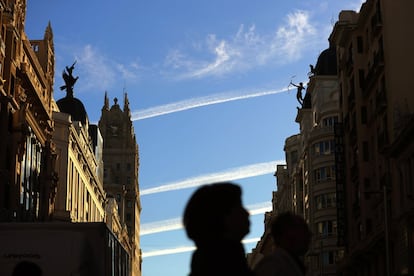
[364,51,384,92]
[350,162,359,181]
[310,126,334,139]
[352,201,360,217]
[347,89,355,109]
[375,88,387,115]
[370,12,382,39]
[346,56,354,75]
[377,130,389,152]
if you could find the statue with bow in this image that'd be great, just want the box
[60,61,79,97]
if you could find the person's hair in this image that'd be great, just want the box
[270,211,307,245]
[183,182,242,245]
[12,261,42,276]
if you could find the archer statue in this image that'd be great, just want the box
[290,81,305,106]
[60,61,79,97]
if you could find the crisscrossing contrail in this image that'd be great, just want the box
[141,201,272,236]
[142,237,260,258]
[140,160,285,196]
[131,87,289,121]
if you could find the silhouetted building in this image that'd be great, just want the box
[247,164,290,268]
[99,92,142,276]
[297,46,344,275]
[0,0,57,222]
[252,0,414,275]
[330,0,414,274]
[249,46,345,276]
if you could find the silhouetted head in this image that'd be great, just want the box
[183,182,250,246]
[12,261,42,276]
[270,212,311,256]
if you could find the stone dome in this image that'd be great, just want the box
[314,46,337,76]
[56,96,88,125]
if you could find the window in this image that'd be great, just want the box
[317,220,337,237]
[116,194,121,202]
[357,36,363,53]
[361,106,367,124]
[358,69,365,88]
[362,141,369,161]
[314,166,336,182]
[322,116,338,127]
[19,131,42,220]
[126,163,131,171]
[321,251,336,265]
[126,213,131,222]
[312,140,335,156]
[315,193,336,210]
[127,200,133,208]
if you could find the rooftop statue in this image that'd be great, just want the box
[60,61,79,97]
[290,81,305,106]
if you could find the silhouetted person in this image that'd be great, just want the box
[253,212,311,276]
[12,261,42,276]
[183,182,253,276]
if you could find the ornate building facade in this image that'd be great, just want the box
[0,0,57,222]
[99,93,142,276]
[0,1,140,274]
[53,98,106,223]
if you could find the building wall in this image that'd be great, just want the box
[304,74,343,276]
[247,164,290,268]
[329,0,414,274]
[99,93,142,276]
[0,0,57,222]
[251,1,414,275]
[52,111,106,223]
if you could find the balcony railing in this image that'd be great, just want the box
[364,50,384,92]
[375,88,387,115]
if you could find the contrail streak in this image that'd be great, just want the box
[142,237,260,258]
[141,201,272,236]
[141,217,182,236]
[140,160,285,196]
[131,87,289,121]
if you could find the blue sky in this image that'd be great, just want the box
[26,1,363,275]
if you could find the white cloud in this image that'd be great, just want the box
[140,201,272,236]
[62,44,141,93]
[164,10,319,79]
[131,86,289,121]
[140,160,285,196]
[142,237,260,258]
[352,0,365,12]
[275,10,316,60]
[75,45,115,91]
